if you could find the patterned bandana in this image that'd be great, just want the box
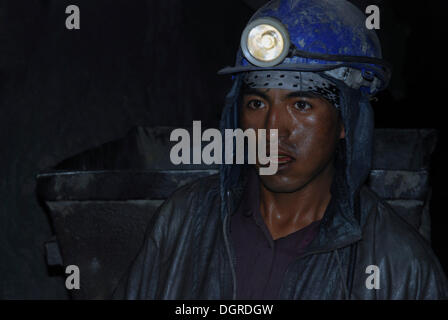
[242,70,340,108]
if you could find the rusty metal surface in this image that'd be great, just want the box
[372,129,437,170]
[46,200,163,299]
[37,170,218,201]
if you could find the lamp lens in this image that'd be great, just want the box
[247,24,284,62]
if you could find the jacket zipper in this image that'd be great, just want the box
[277,236,362,299]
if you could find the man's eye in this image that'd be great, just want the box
[247,100,266,109]
[294,101,312,111]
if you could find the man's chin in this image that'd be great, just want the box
[258,174,307,194]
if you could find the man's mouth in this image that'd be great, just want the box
[258,145,297,168]
[277,154,294,163]
[270,152,295,165]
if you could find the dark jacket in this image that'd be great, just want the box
[115,75,448,299]
[115,171,448,299]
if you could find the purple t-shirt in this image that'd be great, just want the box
[230,168,322,300]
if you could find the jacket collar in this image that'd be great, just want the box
[222,164,363,254]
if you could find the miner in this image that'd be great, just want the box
[115,0,448,299]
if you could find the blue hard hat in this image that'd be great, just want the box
[219,0,391,95]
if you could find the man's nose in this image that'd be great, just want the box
[264,103,290,142]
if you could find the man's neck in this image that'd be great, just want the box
[258,164,334,240]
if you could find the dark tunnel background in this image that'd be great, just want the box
[0,0,447,299]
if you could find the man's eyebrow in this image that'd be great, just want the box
[241,87,270,101]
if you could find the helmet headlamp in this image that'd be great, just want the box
[241,17,290,67]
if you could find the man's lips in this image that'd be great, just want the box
[276,154,294,164]
[268,150,296,165]
[258,144,297,166]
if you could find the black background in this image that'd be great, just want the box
[1,0,447,299]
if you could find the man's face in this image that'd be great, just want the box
[239,86,345,193]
